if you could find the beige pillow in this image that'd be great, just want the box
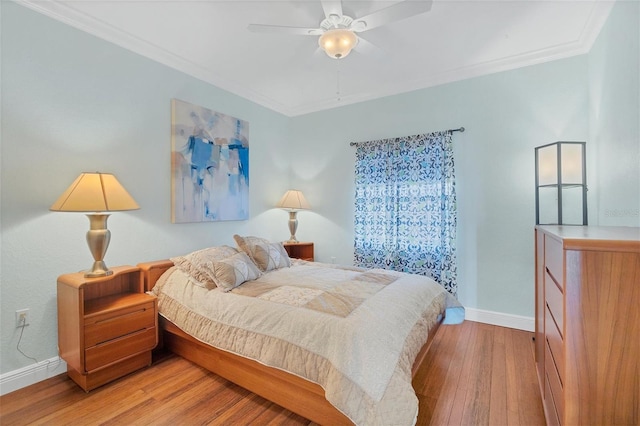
[209,252,262,291]
[233,235,291,272]
[170,245,238,289]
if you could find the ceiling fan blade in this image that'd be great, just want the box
[248,24,322,36]
[353,35,383,56]
[352,0,433,32]
[320,0,343,20]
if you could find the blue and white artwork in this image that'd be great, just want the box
[171,99,249,223]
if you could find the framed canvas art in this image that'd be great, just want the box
[171,99,249,223]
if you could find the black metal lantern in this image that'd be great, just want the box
[535,141,587,225]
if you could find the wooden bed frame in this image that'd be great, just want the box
[138,259,443,425]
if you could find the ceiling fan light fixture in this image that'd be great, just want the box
[319,28,357,59]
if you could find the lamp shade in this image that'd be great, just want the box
[534,142,587,225]
[276,190,311,211]
[50,172,139,212]
[319,28,358,59]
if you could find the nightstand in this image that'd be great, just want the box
[57,265,157,391]
[283,242,314,261]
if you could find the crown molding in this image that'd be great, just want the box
[16,0,295,116]
[16,0,613,118]
[289,1,615,116]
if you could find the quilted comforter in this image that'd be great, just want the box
[151,260,463,425]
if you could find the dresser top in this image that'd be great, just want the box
[536,226,640,252]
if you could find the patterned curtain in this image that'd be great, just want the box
[353,131,458,296]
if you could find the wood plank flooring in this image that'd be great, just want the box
[0,321,545,425]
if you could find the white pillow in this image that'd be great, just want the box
[170,245,238,289]
[233,235,291,272]
[208,252,262,291]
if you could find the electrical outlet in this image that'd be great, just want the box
[16,309,29,328]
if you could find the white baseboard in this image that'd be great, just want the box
[0,308,532,395]
[0,357,67,396]
[464,307,534,332]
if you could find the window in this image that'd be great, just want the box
[353,132,458,295]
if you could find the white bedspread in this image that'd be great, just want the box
[151,261,463,425]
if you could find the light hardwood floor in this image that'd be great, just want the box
[0,321,545,425]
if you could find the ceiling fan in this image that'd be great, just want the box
[248,0,433,59]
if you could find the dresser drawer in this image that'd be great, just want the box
[544,370,562,426]
[544,235,564,287]
[545,341,564,422]
[85,327,156,372]
[545,271,564,334]
[545,307,564,383]
[85,301,155,347]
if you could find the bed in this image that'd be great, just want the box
[138,237,463,425]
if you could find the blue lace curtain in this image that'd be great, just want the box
[353,131,458,296]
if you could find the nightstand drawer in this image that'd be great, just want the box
[85,301,155,347]
[58,266,158,391]
[85,327,156,372]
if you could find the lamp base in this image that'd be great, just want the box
[84,214,113,278]
[287,211,299,243]
[85,261,114,278]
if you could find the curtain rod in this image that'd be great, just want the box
[349,127,465,147]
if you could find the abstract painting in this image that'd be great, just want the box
[171,99,249,223]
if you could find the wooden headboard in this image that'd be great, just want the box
[138,260,174,292]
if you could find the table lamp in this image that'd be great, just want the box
[276,190,311,242]
[50,172,139,277]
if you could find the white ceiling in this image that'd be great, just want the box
[19,0,614,117]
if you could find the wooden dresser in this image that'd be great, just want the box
[57,266,158,391]
[534,226,640,425]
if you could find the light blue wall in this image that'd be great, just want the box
[1,0,638,378]
[0,2,290,374]
[288,0,639,318]
[289,57,589,316]
[588,1,640,227]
